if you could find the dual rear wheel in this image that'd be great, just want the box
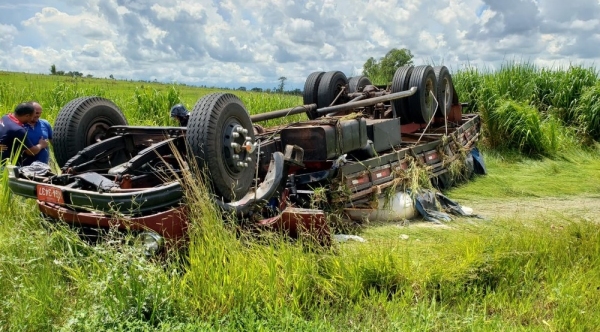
[303,65,455,124]
[392,65,454,124]
[303,70,352,119]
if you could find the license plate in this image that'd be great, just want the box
[37,184,65,205]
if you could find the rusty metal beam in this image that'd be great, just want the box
[316,87,417,114]
[250,105,316,122]
[250,87,417,122]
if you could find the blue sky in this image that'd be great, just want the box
[0,0,599,90]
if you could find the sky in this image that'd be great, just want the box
[0,0,599,90]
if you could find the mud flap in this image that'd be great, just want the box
[471,147,487,175]
[216,151,286,216]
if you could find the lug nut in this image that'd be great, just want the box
[232,132,240,138]
[231,143,240,149]
[246,157,252,162]
[233,154,239,160]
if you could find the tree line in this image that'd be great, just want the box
[50,64,93,78]
[48,48,413,92]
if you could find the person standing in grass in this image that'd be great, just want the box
[0,102,49,166]
[22,101,53,165]
[170,104,190,126]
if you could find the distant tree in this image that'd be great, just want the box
[251,87,263,92]
[86,74,93,78]
[363,48,413,84]
[66,71,83,77]
[278,76,287,93]
[50,64,57,75]
[237,86,247,91]
[109,74,114,79]
[56,70,65,76]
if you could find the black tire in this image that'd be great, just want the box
[391,66,414,123]
[407,65,437,124]
[348,75,372,93]
[317,71,348,110]
[433,66,454,117]
[303,71,325,120]
[186,93,256,202]
[54,96,128,167]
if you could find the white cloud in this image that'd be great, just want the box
[0,24,18,47]
[570,19,599,31]
[0,0,599,89]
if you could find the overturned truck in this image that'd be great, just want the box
[8,65,485,253]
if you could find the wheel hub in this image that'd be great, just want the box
[87,122,111,144]
[223,122,255,173]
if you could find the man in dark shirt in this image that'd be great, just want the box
[170,104,190,126]
[0,102,49,165]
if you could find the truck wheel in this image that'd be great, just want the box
[303,71,325,119]
[317,71,348,111]
[54,96,128,167]
[434,66,454,117]
[186,93,256,202]
[408,65,437,124]
[391,66,414,123]
[348,75,372,93]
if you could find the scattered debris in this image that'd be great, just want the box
[333,234,367,243]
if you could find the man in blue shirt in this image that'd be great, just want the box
[0,102,49,166]
[22,101,53,165]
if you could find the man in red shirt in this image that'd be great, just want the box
[0,102,49,166]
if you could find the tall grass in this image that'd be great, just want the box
[486,100,556,155]
[175,156,600,330]
[130,85,183,126]
[2,70,600,330]
[4,171,600,330]
[0,71,305,128]
[453,61,599,156]
[572,81,600,142]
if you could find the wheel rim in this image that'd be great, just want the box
[222,117,255,175]
[331,79,346,104]
[86,119,112,145]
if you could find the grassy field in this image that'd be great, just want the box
[0,71,305,128]
[1,67,600,331]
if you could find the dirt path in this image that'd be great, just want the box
[456,195,600,222]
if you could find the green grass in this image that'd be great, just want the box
[1,69,600,330]
[0,71,305,128]
[573,81,600,142]
[447,148,600,200]
[453,61,600,155]
[2,152,600,330]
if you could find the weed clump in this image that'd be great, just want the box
[572,81,600,143]
[487,100,555,156]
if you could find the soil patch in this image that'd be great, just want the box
[456,195,600,222]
